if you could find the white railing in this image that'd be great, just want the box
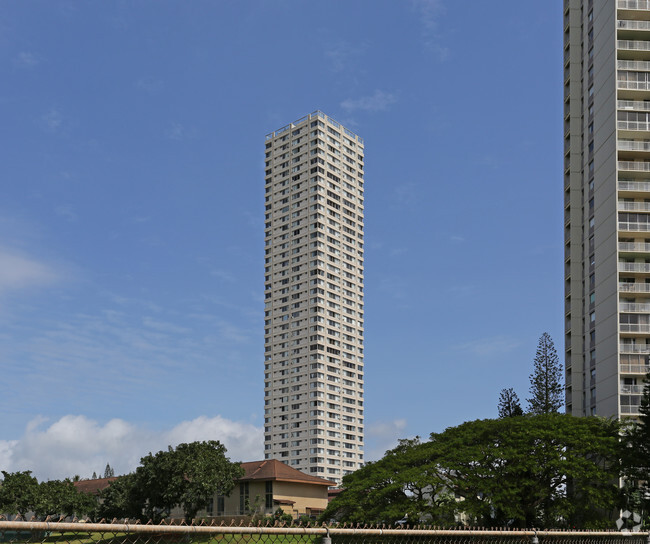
[618,0,650,9]
[619,221,650,231]
[620,302,650,312]
[618,80,650,90]
[620,282,650,292]
[621,384,646,394]
[618,120,650,131]
[618,20,650,31]
[619,261,650,271]
[619,241,650,251]
[621,404,640,414]
[620,323,650,332]
[619,180,650,191]
[618,140,650,151]
[618,39,650,51]
[618,200,650,210]
[620,343,650,353]
[619,161,650,170]
[619,99,650,110]
[620,363,650,373]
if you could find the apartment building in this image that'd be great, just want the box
[263,111,365,484]
[564,0,650,419]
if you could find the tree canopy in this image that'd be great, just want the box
[100,440,243,521]
[322,414,621,528]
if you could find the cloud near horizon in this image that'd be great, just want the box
[341,90,397,113]
[0,414,263,481]
[0,248,59,295]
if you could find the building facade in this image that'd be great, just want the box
[564,0,650,419]
[263,111,365,484]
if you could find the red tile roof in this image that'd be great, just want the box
[239,460,335,486]
[73,477,118,495]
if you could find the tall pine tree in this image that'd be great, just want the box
[498,388,523,417]
[527,333,563,414]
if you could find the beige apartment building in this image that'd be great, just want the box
[263,111,365,484]
[564,0,650,419]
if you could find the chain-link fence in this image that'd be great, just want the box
[0,521,648,544]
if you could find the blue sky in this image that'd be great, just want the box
[0,0,563,480]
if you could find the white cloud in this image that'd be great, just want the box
[135,77,163,93]
[42,109,64,131]
[457,335,521,358]
[365,419,408,461]
[341,90,397,113]
[412,0,449,60]
[164,123,197,141]
[0,248,58,295]
[0,415,263,481]
[15,52,39,67]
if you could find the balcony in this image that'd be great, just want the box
[618,120,650,131]
[619,261,650,271]
[618,20,650,31]
[618,80,650,90]
[620,323,650,332]
[619,161,650,171]
[618,39,650,51]
[619,98,650,110]
[618,200,650,210]
[619,180,650,191]
[621,364,650,374]
[619,241,650,251]
[618,141,650,152]
[618,221,650,231]
[620,302,650,311]
[619,0,650,9]
[620,282,650,292]
[621,404,640,414]
[621,384,646,393]
[620,343,650,353]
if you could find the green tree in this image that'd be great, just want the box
[134,440,243,521]
[498,388,523,417]
[34,479,97,520]
[323,415,621,528]
[104,464,115,478]
[527,333,563,414]
[0,471,39,517]
[97,473,142,521]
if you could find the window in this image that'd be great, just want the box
[239,482,249,514]
[265,481,273,509]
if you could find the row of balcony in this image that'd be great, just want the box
[621,384,646,393]
[620,282,650,292]
[618,201,650,211]
[620,342,650,353]
[619,221,650,231]
[618,80,650,90]
[620,323,650,332]
[619,180,650,191]
[619,160,650,170]
[619,99,650,111]
[619,241,650,251]
[618,60,650,71]
[618,19,650,31]
[618,39,650,51]
[620,302,650,311]
[619,261,650,271]
[618,140,650,151]
[618,0,650,10]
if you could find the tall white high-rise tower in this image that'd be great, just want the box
[263,111,365,484]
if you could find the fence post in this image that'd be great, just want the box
[322,527,331,544]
